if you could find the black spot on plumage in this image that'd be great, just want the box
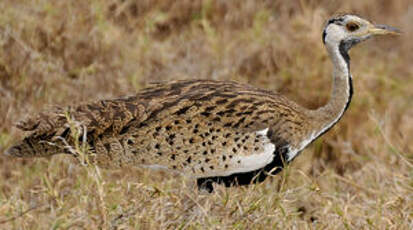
[235,111,253,116]
[224,109,236,116]
[175,106,192,115]
[205,106,216,112]
[168,134,176,140]
[216,99,228,104]
[216,111,225,117]
[213,117,221,122]
[200,111,211,117]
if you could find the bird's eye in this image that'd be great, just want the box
[346,22,360,32]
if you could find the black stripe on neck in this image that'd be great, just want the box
[314,43,353,139]
[322,30,327,44]
[339,40,351,68]
[344,75,353,112]
[339,38,362,68]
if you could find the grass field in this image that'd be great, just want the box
[0,0,412,229]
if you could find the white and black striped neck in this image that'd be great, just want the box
[310,37,354,140]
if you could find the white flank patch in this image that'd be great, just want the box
[203,128,275,177]
[141,164,170,171]
[256,128,269,136]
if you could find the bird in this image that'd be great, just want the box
[4,14,399,191]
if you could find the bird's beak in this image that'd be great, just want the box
[369,24,401,35]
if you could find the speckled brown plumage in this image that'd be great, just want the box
[8,80,312,178]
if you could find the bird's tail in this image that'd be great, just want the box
[4,136,62,157]
[5,96,145,158]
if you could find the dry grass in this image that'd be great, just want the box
[0,0,412,229]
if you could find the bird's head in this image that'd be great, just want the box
[322,14,400,52]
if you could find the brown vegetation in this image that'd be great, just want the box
[0,0,412,229]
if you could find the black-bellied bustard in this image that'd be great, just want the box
[5,14,400,191]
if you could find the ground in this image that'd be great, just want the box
[0,0,412,229]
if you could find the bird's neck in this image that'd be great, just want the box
[309,42,353,138]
